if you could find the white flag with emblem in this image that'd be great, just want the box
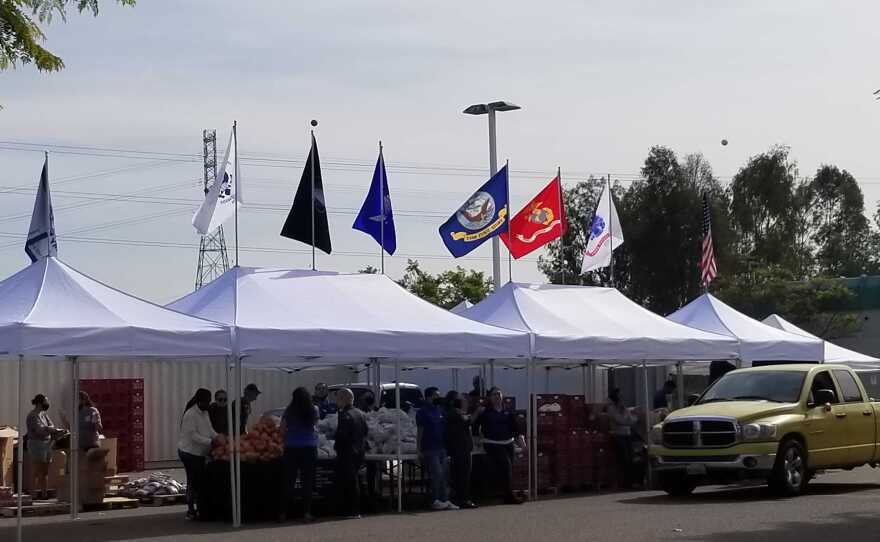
[581,180,624,273]
[192,129,243,235]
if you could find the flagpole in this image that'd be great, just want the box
[607,174,614,288]
[379,140,385,275]
[506,160,513,283]
[233,121,240,268]
[557,166,566,285]
[310,125,317,271]
[44,152,51,255]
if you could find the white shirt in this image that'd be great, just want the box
[178,407,217,457]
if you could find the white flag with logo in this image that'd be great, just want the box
[25,156,58,262]
[192,129,243,235]
[581,180,624,273]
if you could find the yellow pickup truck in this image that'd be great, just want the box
[649,364,880,496]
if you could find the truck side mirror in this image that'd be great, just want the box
[687,394,700,406]
[814,389,835,409]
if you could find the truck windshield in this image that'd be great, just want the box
[698,371,805,404]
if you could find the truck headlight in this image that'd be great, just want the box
[651,425,663,444]
[741,423,777,441]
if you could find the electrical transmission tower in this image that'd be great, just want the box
[195,129,230,290]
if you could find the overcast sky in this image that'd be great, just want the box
[2,1,879,303]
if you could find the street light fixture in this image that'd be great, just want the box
[463,100,521,288]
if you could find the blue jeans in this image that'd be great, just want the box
[423,449,449,503]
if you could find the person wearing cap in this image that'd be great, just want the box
[232,383,261,435]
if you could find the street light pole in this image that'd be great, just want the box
[464,100,521,289]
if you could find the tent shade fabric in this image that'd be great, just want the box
[167,267,530,363]
[460,282,739,362]
[762,314,880,366]
[667,294,823,363]
[0,258,232,357]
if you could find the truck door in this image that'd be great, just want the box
[803,370,848,468]
[831,369,876,466]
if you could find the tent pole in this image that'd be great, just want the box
[581,363,587,400]
[224,357,235,524]
[526,360,533,500]
[70,356,79,520]
[532,361,539,499]
[394,359,402,513]
[489,360,495,389]
[17,354,23,542]
[234,355,242,527]
[643,361,652,489]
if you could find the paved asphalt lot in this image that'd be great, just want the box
[3,467,880,542]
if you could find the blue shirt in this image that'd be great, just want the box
[282,406,319,448]
[476,407,517,442]
[416,405,445,452]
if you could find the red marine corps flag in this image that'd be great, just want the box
[502,175,567,259]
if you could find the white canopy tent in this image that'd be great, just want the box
[0,257,232,542]
[762,314,880,368]
[460,282,740,363]
[167,266,533,517]
[449,299,473,315]
[667,293,824,364]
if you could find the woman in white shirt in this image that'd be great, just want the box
[178,388,217,520]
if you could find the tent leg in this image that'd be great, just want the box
[17,354,24,542]
[532,363,539,500]
[394,360,402,513]
[643,362,652,489]
[489,360,495,389]
[581,364,587,399]
[526,361,533,500]
[234,356,242,528]
[69,356,80,520]
[224,357,236,525]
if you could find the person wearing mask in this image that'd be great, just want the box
[78,391,103,452]
[208,389,229,435]
[608,388,637,489]
[26,394,64,499]
[333,388,368,519]
[475,387,526,505]
[178,388,217,520]
[653,380,677,410]
[279,387,320,522]
[313,383,337,419]
[444,390,478,509]
[231,383,261,435]
[417,387,456,511]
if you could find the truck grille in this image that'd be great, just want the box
[663,418,737,448]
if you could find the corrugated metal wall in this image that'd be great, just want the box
[0,358,347,464]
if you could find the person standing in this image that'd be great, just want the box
[417,387,456,511]
[333,388,368,519]
[313,383,337,419]
[77,391,103,451]
[445,390,477,509]
[653,380,677,410]
[279,387,319,523]
[232,383,261,435]
[208,389,229,435]
[177,388,217,520]
[608,388,637,489]
[475,387,526,505]
[26,394,64,499]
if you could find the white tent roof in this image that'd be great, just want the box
[449,300,473,314]
[667,294,823,363]
[166,267,531,364]
[762,314,880,366]
[0,258,231,357]
[460,282,739,362]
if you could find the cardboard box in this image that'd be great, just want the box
[0,427,15,488]
[100,438,117,476]
[57,448,109,506]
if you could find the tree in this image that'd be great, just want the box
[397,259,492,309]
[729,146,805,276]
[1,0,135,72]
[808,165,871,277]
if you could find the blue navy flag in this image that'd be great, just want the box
[352,149,396,255]
[438,165,510,258]
[25,156,58,262]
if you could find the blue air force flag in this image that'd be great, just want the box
[439,165,510,258]
[352,148,396,255]
[25,156,58,262]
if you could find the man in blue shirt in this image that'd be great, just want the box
[475,387,526,505]
[417,387,458,511]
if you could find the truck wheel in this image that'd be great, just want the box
[769,439,808,497]
[660,473,696,497]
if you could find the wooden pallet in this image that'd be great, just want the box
[0,501,69,518]
[139,494,185,506]
[82,497,139,512]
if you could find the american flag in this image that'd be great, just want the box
[700,193,717,287]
